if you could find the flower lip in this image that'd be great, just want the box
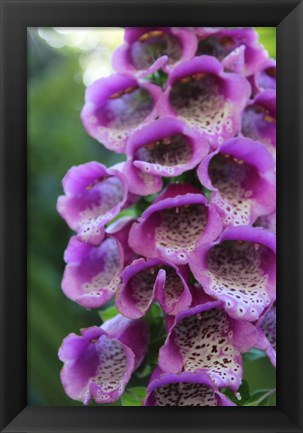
[61,236,124,309]
[144,368,236,406]
[57,162,128,245]
[128,186,223,265]
[81,73,162,153]
[197,136,276,227]
[112,27,198,77]
[126,117,209,177]
[158,301,251,391]
[157,55,251,147]
[116,257,192,318]
[189,226,276,322]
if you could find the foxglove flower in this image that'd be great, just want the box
[81,74,162,153]
[61,235,123,308]
[129,184,223,265]
[158,55,251,147]
[116,257,192,318]
[159,300,257,391]
[197,137,276,227]
[241,89,276,150]
[251,58,276,93]
[144,368,236,406]
[58,315,148,404]
[189,226,276,322]
[125,117,209,185]
[194,27,268,76]
[105,216,139,266]
[112,27,197,77]
[57,162,127,245]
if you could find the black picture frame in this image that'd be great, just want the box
[1,0,302,432]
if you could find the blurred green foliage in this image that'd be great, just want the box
[28,28,276,406]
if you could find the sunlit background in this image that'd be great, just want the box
[28,27,276,406]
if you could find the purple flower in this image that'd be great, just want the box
[197,137,276,227]
[189,226,276,322]
[241,89,276,151]
[194,27,268,76]
[105,216,139,266]
[144,368,236,406]
[157,56,251,148]
[116,257,192,318]
[81,74,162,153]
[129,184,223,265]
[158,300,258,391]
[256,303,276,367]
[61,235,123,308]
[126,117,209,179]
[250,58,276,93]
[58,315,148,404]
[57,162,127,245]
[112,27,197,77]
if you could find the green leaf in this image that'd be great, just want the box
[121,387,147,406]
[98,305,119,323]
[243,388,276,406]
[135,363,152,379]
[243,348,266,363]
[222,379,251,406]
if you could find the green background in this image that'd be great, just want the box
[27,27,276,406]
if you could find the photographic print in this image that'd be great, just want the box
[28,26,276,408]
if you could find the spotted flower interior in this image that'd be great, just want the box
[58,27,276,407]
[206,240,274,320]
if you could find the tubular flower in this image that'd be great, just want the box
[251,58,276,93]
[158,301,258,391]
[57,162,127,245]
[144,368,236,406]
[189,226,276,322]
[81,73,162,153]
[197,137,276,227]
[112,27,197,77]
[61,236,123,308]
[126,117,209,180]
[194,27,268,76]
[58,315,148,404]
[158,55,251,147]
[116,257,192,318]
[241,89,276,150]
[129,184,223,265]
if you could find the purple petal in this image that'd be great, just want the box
[197,137,276,227]
[127,117,209,177]
[112,27,197,77]
[157,55,251,148]
[129,184,223,265]
[106,216,139,266]
[255,210,276,234]
[241,89,276,150]
[255,303,276,367]
[189,226,276,322]
[159,302,249,391]
[81,74,162,153]
[145,368,236,406]
[57,162,127,245]
[195,28,268,76]
[116,258,191,318]
[62,236,123,308]
[121,160,163,196]
[252,58,276,93]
